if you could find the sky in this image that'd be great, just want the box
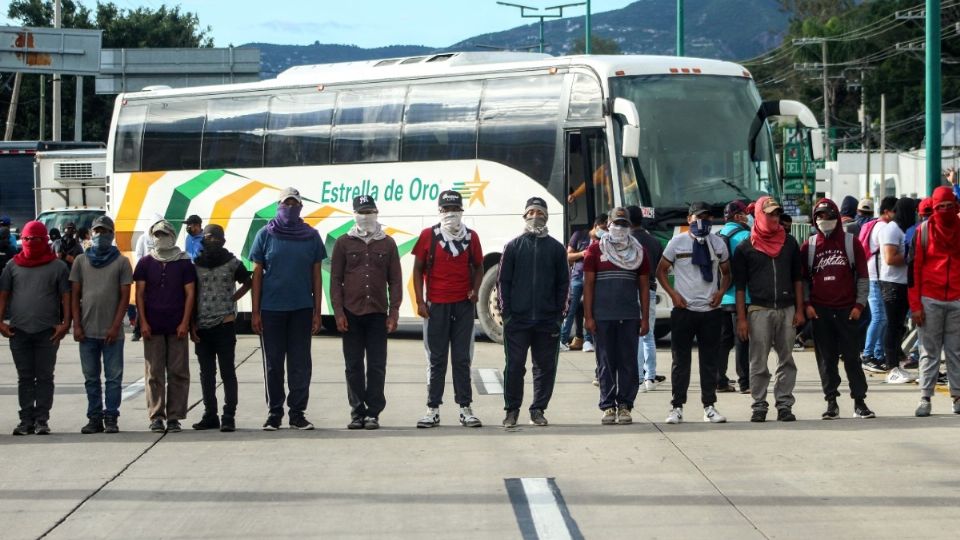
[3,0,639,48]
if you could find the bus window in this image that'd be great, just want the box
[141,101,206,172]
[113,104,146,173]
[265,93,336,167]
[567,74,603,121]
[333,87,406,163]
[402,81,481,162]
[202,97,269,169]
[478,75,562,187]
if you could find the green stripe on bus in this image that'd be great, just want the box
[239,202,278,269]
[163,169,227,235]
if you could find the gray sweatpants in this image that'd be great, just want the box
[917,297,960,398]
[748,306,798,411]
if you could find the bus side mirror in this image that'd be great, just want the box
[808,128,825,161]
[613,97,641,159]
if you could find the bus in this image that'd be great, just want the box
[106,51,821,341]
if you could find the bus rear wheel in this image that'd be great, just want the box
[477,265,504,344]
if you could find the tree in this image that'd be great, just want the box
[569,35,621,55]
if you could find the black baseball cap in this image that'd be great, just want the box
[185,214,202,225]
[438,190,463,209]
[813,200,838,219]
[353,194,378,212]
[723,200,748,220]
[688,201,711,217]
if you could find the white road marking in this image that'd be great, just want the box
[520,478,573,540]
[121,378,145,401]
[478,368,503,394]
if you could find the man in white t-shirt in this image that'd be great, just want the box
[861,197,896,373]
[657,202,731,425]
[880,197,917,384]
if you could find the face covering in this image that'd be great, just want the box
[13,221,57,267]
[524,215,548,237]
[440,211,463,230]
[355,213,378,234]
[595,228,606,239]
[747,214,755,228]
[607,224,629,243]
[277,204,302,225]
[690,218,711,239]
[154,234,174,251]
[817,219,837,236]
[85,232,121,268]
[92,232,114,251]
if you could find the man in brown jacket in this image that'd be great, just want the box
[331,195,403,430]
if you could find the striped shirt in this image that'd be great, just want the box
[583,242,649,321]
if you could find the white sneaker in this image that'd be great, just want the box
[416,407,440,428]
[703,405,727,423]
[644,379,659,392]
[559,342,570,352]
[665,407,683,424]
[886,367,917,384]
[459,406,482,427]
[583,341,595,353]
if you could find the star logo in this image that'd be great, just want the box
[452,166,490,208]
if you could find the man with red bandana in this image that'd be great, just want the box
[0,221,71,435]
[910,186,960,417]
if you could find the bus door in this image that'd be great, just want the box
[564,129,609,242]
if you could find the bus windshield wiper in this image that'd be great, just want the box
[720,178,752,202]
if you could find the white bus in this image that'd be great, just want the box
[106,51,821,341]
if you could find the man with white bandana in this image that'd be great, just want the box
[497,197,569,428]
[583,207,650,425]
[412,190,484,428]
[330,195,402,430]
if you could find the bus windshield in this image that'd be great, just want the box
[611,74,779,211]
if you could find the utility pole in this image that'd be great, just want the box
[52,0,62,141]
[585,0,591,53]
[822,40,830,161]
[676,0,684,56]
[4,72,22,141]
[74,76,83,141]
[39,75,45,140]
[926,0,941,195]
[880,94,886,192]
[496,2,584,54]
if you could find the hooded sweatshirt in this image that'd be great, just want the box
[800,198,869,311]
[909,186,960,312]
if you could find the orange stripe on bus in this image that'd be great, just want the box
[304,206,348,227]
[115,171,166,251]
[209,181,272,227]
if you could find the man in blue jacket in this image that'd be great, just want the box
[498,197,569,428]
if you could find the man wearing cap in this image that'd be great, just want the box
[191,224,251,432]
[134,219,196,433]
[734,196,805,422]
[412,190,484,428]
[801,199,874,419]
[910,186,960,416]
[0,221,71,435]
[498,197,569,428]
[184,215,204,260]
[839,196,861,236]
[70,216,133,434]
[57,222,83,269]
[250,187,326,431]
[657,202,731,424]
[583,207,650,425]
[718,200,752,394]
[331,195,402,430]
[855,198,876,228]
[627,206,663,392]
[861,196,898,373]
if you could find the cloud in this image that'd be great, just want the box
[256,20,359,34]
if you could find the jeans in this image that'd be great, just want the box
[560,277,592,344]
[196,322,238,418]
[595,319,640,410]
[863,280,887,361]
[638,290,657,381]
[880,281,909,368]
[669,308,722,408]
[261,309,313,419]
[79,338,124,419]
[811,306,868,401]
[342,311,388,419]
[503,319,560,412]
[10,328,59,422]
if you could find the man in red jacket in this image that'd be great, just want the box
[801,199,874,419]
[910,186,960,417]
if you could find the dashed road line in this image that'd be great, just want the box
[120,378,145,401]
[473,368,504,395]
[504,477,583,540]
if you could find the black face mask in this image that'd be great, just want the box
[202,238,225,251]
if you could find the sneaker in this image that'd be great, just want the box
[103,416,119,434]
[149,419,166,433]
[915,398,932,417]
[601,408,617,425]
[822,399,839,420]
[750,409,767,422]
[665,407,683,424]
[363,417,380,430]
[793,339,805,351]
[12,421,34,436]
[739,386,751,394]
[644,379,659,392]
[416,408,440,428]
[886,367,917,384]
[192,415,220,430]
[81,418,104,434]
[953,398,960,415]
[776,409,796,422]
[219,416,235,432]
[289,416,314,430]
[617,406,632,425]
[569,337,584,351]
[166,419,182,433]
[938,372,949,385]
[347,416,365,430]
[591,378,599,387]
[262,415,281,431]
[862,360,886,373]
[703,405,726,423]
[459,406,482,427]
[34,420,50,435]
[529,409,548,426]
[853,401,876,419]
[582,341,595,353]
[716,384,736,393]
[502,409,519,428]
[654,375,667,383]
[559,342,570,352]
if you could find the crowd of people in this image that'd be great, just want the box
[0,175,958,435]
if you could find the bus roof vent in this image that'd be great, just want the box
[426,53,455,63]
[400,56,427,65]
[374,58,401,67]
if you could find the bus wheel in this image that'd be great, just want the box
[477,265,504,344]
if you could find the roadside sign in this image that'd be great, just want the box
[96,47,260,94]
[0,26,101,75]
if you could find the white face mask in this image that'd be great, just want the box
[154,234,175,250]
[354,213,378,234]
[440,211,463,230]
[817,219,837,235]
[607,224,629,242]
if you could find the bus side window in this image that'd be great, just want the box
[402,81,481,162]
[113,104,147,173]
[202,97,269,169]
[265,93,336,167]
[332,87,406,164]
[141,101,205,172]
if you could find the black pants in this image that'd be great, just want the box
[811,306,868,400]
[880,281,909,368]
[195,321,238,418]
[343,311,387,419]
[669,308,722,408]
[503,319,560,412]
[718,307,750,391]
[424,301,474,408]
[595,319,640,410]
[261,309,313,420]
[10,328,58,422]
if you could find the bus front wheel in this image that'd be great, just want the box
[477,265,504,344]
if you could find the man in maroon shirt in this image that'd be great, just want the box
[412,191,484,428]
[800,199,874,420]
